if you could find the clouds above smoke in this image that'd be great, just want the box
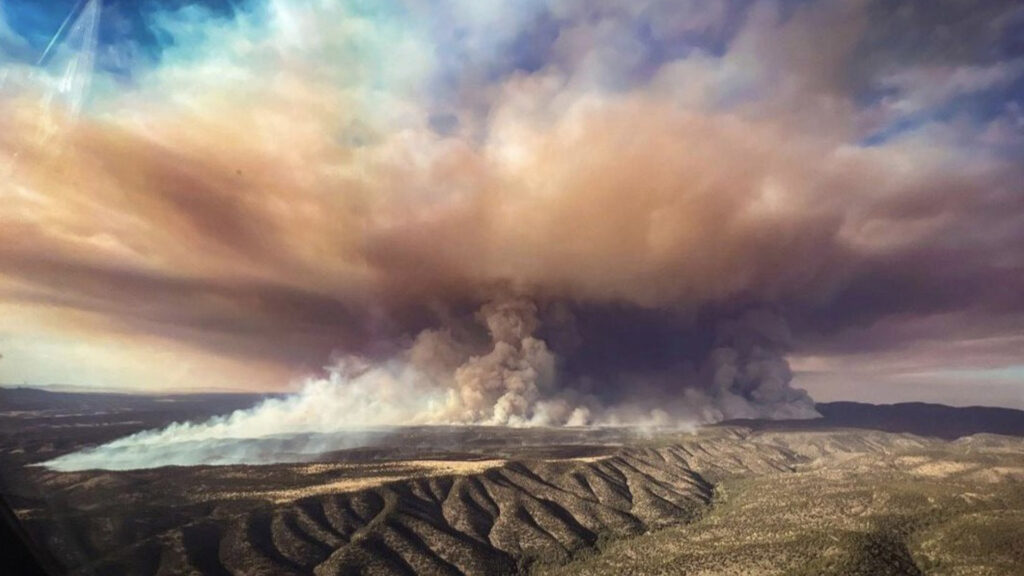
[1,0,1023,412]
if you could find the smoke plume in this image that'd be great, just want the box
[17,0,1019,470]
[44,299,815,470]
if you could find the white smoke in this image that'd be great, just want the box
[42,357,448,471]
[441,299,566,425]
[43,300,816,471]
[43,298,584,470]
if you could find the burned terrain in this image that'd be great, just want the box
[1,389,1023,576]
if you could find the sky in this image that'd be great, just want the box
[1,0,1023,412]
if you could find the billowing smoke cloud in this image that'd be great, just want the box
[443,299,565,425]
[42,358,447,471]
[44,299,815,470]
[6,0,1024,467]
[700,310,814,420]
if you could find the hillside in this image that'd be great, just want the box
[1,392,1022,575]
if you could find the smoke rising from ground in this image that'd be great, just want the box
[44,299,816,470]
[8,0,1022,469]
[3,0,1023,408]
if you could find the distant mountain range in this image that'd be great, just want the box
[1,387,1021,439]
[725,401,1024,439]
[0,386,276,411]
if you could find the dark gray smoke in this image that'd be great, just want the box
[44,297,816,471]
